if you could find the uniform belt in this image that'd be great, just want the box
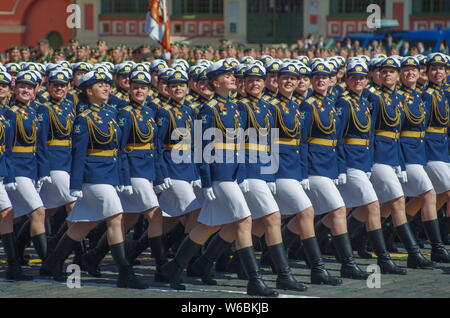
[87,149,118,157]
[426,127,447,134]
[343,138,370,146]
[12,146,35,153]
[308,138,337,147]
[400,131,425,138]
[47,139,71,147]
[274,138,300,146]
[244,143,270,152]
[375,130,400,140]
[213,143,240,150]
[165,144,190,151]
[126,143,154,151]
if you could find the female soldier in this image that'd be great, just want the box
[398,56,450,263]
[370,57,433,269]
[302,62,369,280]
[267,63,343,286]
[5,71,50,263]
[155,69,201,239]
[0,72,33,281]
[66,62,93,111]
[337,62,406,274]
[82,71,168,280]
[292,65,313,105]
[161,61,278,297]
[421,53,450,257]
[40,70,148,289]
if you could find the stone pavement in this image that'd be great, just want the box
[0,241,449,299]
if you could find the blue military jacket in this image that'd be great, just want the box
[302,91,344,179]
[70,103,129,190]
[156,98,198,184]
[5,99,48,182]
[237,94,275,182]
[398,85,429,165]
[117,101,162,182]
[0,108,10,178]
[422,82,449,163]
[37,97,75,173]
[272,92,310,181]
[336,90,374,172]
[197,93,246,188]
[372,86,406,169]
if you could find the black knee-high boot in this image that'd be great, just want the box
[382,216,399,253]
[30,233,47,261]
[82,233,110,277]
[438,210,450,245]
[86,221,106,250]
[187,233,232,285]
[1,233,33,281]
[40,234,77,281]
[395,223,434,269]
[332,233,370,280]
[267,243,307,291]
[16,219,31,265]
[160,236,203,290]
[367,229,407,274]
[111,242,149,289]
[163,222,186,256]
[49,206,68,235]
[128,230,150,264]
[302,237,342,285]
[48,222,68,255]
[237,246,278,297]
[408,213,425,249]
[423,219,450,263]
[148,236,168,282]
[315,221,335,255]
[347,215,372,259]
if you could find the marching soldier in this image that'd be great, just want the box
[5,71,51,264]
[337,62,406,274]
[0,72,12,108]
[40,70,148,289]
[370,57,434,269]
[302,61,369,280]
[161,61,278,297]
[262,60,281,102]
[397,56,450,263]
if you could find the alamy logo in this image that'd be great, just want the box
[66,264,81,289]
[366,4,381,29]
[66,4,81,29]
[366,264,381,288]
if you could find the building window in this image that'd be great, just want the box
[413,0,450,13]
[172,0,224,16]
[248,0,303,14]
[101,0,147,14]
[332,0,385,14]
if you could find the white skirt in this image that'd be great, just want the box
[158,179,201,217]
[0,180,12,211]
[198,181,251,226]
[274,179,312,216]
[370,163,404,204]
[244,179,279,220]
[306,176,345,215]
[40,171,77,209]
[338,168,378,208]
[67,184,123,222]
[402,164,434,197]
[7,177,44,218]
[119,178,159,213]
[425,161,450,194]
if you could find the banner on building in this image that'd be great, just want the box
[145,0,171,51]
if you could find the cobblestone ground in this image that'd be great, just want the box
[0,242,449,298]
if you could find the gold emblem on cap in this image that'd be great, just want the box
[125,66,130,72]
[175,72,182,79]
[24,74,31,80]
[288,66,295,72]
[318,65,324,71]
[138,74,145,80]
[57,73,64,79]
[436,55,442,61]
[387,59,394,65]
[300,69,306,74]
[252,67,259,73]
[273,64,279,70]
[0,75,3,80]
[356,66,362,72]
